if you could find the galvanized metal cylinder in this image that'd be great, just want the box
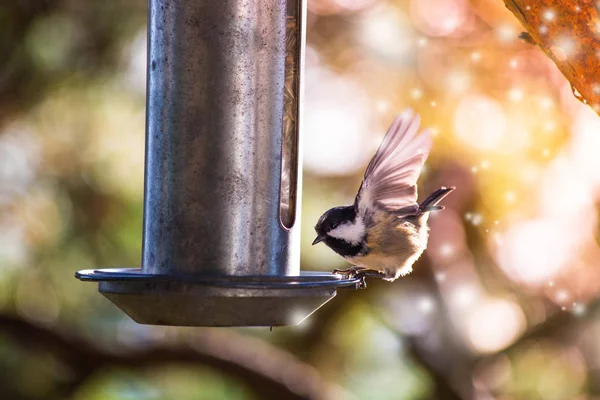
[142,0,301,276]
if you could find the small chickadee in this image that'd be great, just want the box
[312,109,454,284]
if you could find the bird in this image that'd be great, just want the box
[312,109,454,286]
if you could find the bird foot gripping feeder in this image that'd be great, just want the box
[75,0,360,326]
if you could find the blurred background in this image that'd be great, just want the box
[2,0,600,399]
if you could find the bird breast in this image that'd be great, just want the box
[345,212,430,280]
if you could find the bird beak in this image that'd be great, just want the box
[312,234,326,245]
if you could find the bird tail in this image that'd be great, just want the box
[419,186,455,212]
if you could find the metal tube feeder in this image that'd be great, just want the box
[75,0,360,326]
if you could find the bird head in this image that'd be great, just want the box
[312,205,363,247]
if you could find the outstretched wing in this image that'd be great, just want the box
[355,109,432,216]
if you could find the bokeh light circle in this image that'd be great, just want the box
[497,219,572,285]
[303,69,373,176]
[454,95,507,150]
[410,0,468,37]
[467,298,526,353]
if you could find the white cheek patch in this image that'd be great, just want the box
[328,218,366,244]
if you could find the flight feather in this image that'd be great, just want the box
[355,109,432,216]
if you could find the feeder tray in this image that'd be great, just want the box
[76,269,360,326]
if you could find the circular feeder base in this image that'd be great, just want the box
[75,268,361,327]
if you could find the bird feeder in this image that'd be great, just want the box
[75,0,360,326]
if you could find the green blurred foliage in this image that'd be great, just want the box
[74,367,257,400]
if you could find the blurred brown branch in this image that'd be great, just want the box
[0,0,146,123]
[0,314,345,400]
[0,0,64,119]
[505,0,600,114]
[366,274,471,400]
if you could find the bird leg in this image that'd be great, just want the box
[357,269,386,278]
[355,269,386,288]
[332,267,385,289]
[332,266,366,279]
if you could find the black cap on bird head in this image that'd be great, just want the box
[312,205,356,245]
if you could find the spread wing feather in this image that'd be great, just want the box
[355,109,432,216]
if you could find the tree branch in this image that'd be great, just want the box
[0,314,348,400]
[505,0,600,114]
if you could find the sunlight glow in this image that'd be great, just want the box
[360,5,413,60]
[555,289,570,303]
[287,308,312,326]
[454,95,506,150]
[540,158,594,220]
[542,9,556,21]
[508,88,524,102]
[303,68,373,176]
[497,219,574,284]
[467,298,526,353]
[571,107,600,185]
[446,69,472,93]
[410,0,467,37]
[417,296,436,314]
[450,283,479,308]
[496,24,517,43]
[572,302,586,316]
[438,242,456,258]
[553,36,577,58]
